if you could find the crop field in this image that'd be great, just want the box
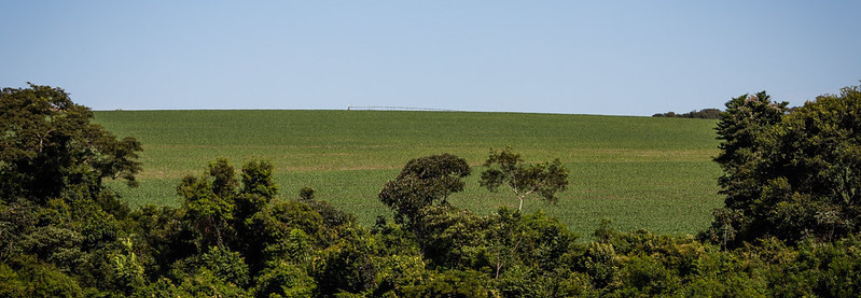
[94,110,723,238]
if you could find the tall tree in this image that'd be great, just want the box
[0,84,142,295]
[713,91,788,212]
[0,83,142,203]
[480,148,569,211]
[709,84,861,244]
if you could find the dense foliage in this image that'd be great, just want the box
[707,85,861,246]
[1,83,860,297]
[0,83,142,203]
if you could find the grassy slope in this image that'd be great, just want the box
[95,110,723,238]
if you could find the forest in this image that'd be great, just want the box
[1,83,861,297]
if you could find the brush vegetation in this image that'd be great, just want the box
[5,83,861,297]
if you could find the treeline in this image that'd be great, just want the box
[652,108,721,119]
[1,83,861,297]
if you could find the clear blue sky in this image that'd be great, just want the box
[2,1,859,115]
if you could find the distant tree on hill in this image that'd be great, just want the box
[652,108,722,119]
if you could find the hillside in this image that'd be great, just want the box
[95,110,722,237]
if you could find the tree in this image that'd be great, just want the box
[178,172,235,249]
[0,83,142,204]
[708,84,861,244]
[378,154,472,256]
[378,153,471,226]
[761,85,861,241]
[178,158,279,250]
[234,160,278,221]
[0,84,143,295]
[706,91,788,244]
[714,91,788,210]
[480,148,569,211]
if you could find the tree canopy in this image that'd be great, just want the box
[0,83,142,203]
[480,148,569,210]
[378,153,471,225]
[4,83,861,297]
[708,84,861,245]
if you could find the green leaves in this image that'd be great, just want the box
[0,83,142,203]
[379,153,471,226]
[200,246,250,287]
[480,148,569,210]
[711,83,861,244]
[177,158,280,250]
[109,238,144,293]
[178,175,232,221]
[240,160,278,199]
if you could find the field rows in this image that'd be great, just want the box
[96,110,723,238]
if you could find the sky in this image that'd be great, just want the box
[2,1,859,116]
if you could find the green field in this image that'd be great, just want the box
[94,110,723,238]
